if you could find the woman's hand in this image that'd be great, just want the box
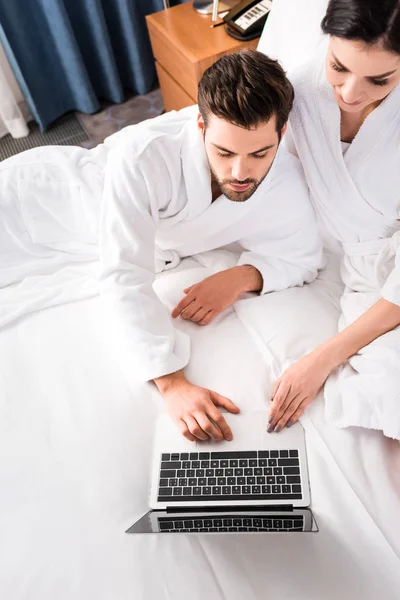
[268,297,400,433]
[267,351,335,432]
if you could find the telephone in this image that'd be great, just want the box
[223,0,273,41]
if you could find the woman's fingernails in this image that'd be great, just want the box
[267,425,274,433]
[274,425,282,433]
[268,415,274,424]
[286,420,293,428]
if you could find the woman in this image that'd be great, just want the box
[267,0,400,439]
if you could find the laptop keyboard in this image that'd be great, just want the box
[158,514,305,533]
[157,450,302,502]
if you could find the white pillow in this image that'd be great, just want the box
[257,0,329,73]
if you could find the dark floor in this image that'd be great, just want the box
[0,88,165,160]
[76,88,164,148]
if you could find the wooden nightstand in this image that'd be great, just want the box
[146,1,259,112]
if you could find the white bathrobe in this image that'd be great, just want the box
[0,106,323,381]
[288,52,400,439]
[99,106,323,380]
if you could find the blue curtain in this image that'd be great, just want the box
[0,0,187,130]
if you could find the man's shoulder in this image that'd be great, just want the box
[104,105,198,161]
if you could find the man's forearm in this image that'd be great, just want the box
[315,298,400,370]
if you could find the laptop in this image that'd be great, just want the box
[126,412,317,534]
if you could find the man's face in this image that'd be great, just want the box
[199,113,284,202]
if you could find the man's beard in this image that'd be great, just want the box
[220,178,258,202]
[209,163,271,203]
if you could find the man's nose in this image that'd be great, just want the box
[231,157,249,181]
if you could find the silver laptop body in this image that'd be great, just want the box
[127,412,316,534]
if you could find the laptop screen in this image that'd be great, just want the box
[126,508,317,534]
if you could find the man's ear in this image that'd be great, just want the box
[197,112,205,134]
[281,122,288,137]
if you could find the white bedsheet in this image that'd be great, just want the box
[1,257,399,599]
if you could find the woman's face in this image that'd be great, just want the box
[326,36,400,113]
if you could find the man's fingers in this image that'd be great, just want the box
[209,392,240,441]
[202,406,233,442]
[183,285,194,294]
[211,391,241,414]
[207,407,233,441]
[171,295,195,319]
[191,307,210,323]
[195,412,224,441]
[177,418,196,442]
[198,311,215,326]
[185,415,209,441]
[181,301,201,320]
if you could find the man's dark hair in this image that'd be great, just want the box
[321,0,400,55]
[197,49,294,135]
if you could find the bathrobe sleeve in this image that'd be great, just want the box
[236,153,324,294]
[380,247,400,307]
[99,141,190,382]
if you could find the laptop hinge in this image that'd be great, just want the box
[165,504,294,513]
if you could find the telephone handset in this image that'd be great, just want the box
[223,0,273,41]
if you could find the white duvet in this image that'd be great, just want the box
[1,158,400,598]
[1,257,400,599]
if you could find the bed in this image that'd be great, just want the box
[1,2,400,598]
[1,252,399,599]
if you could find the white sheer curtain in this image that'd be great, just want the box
[0,41,30,139]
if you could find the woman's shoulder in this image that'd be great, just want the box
[289,61,319,100]
[288,43,328,103]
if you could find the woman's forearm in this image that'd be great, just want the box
[314,298,400,370]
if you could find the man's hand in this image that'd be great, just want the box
[267,351,334,432]
[153,371,240,442]
[171,265,263,326]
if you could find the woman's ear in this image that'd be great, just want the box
[281,122,288,137]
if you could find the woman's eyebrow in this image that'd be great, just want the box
[367,69,397,79]
[332,52,397,79]
[332,53,349,71]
